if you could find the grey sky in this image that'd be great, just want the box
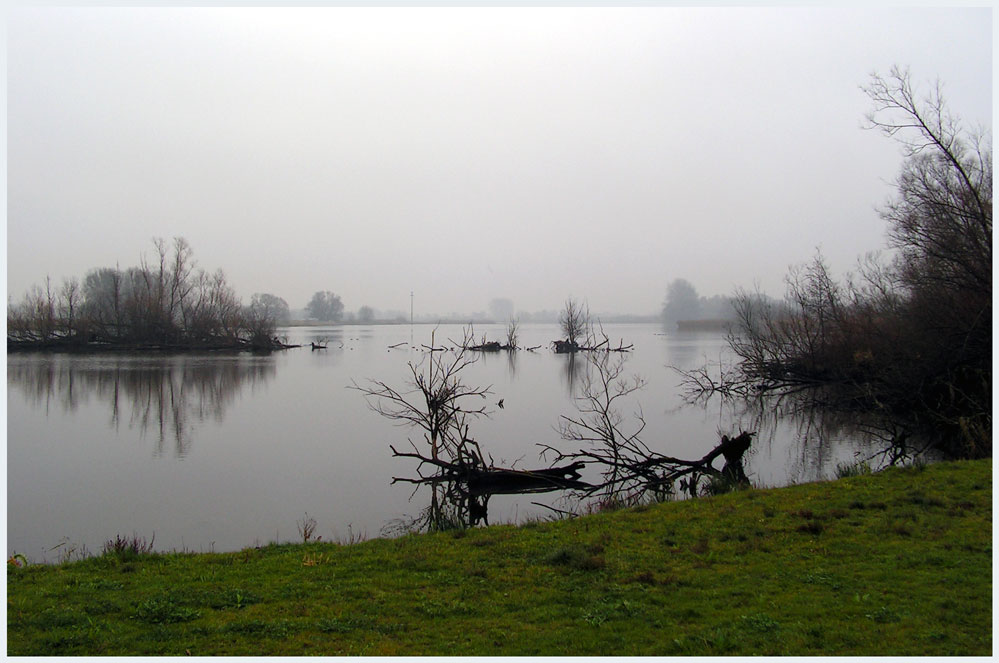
[6,6,992,316]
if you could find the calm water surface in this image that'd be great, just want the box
[8,323,867,560]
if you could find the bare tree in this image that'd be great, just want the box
[557,297,590,351]
[58,277,81,340]
[693,68,991,459]
[7,281,55,342]
[506,318,519,349]
[168,237,197,330]
[352,328,492,463]
[81,267,124,341]
[865,66,990,304]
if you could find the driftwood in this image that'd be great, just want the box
[541,431,757,502]
[466,462,590,495]
[552,337,633,354]
[389,445,591,495]
[465,341,516,352]
[392,432,756,503]
[390,433,755,533]
[618,431,757,493]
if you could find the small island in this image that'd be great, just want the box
[7,238,290,354]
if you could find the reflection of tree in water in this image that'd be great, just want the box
[505,348,517,378]
[384,350,760,532]
[8,357,275,457]
[560,352,587,395]
[385,466,590,535]
[385,483,491,535]
[681,384,938,483]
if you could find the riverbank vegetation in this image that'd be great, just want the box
[7,458,991,656]
[7,238,288,352]
[686,68,991,460]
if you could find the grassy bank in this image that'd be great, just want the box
[8,459,991,655]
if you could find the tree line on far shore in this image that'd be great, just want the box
[7,238,284,351]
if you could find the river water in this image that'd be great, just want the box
[7,322,869,561]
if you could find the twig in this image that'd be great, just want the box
[530,502,579,519]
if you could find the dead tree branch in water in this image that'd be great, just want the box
[454,323,519,353]
[553,311,632,354]
[356,324,596,531]
[541,353,755,503]
[553,336,634,354]
[389,442,590,495]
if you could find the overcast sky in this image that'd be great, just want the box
[6,5,993,317]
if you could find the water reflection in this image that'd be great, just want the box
[386,470,590,535]
[8,356,275,457]
[386,484,492,534]
[561,352,586,395]
[685,387,939,483]
[8,324,906,559]
[505,348,518,378]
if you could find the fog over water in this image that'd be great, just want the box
[6,6,992,317]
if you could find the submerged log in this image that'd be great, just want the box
[466,461,590,495]
[704,431,755,467]
[540,429,757,501]
[389,444,592,495]
[553,338,633,354]
[553,340,580,354]
[464,340,517,352]
[466,341,505,352]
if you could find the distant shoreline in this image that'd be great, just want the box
[6,339,297,354]
[7,318,727,353]
[287,315,665,327]
[673,319,734,332]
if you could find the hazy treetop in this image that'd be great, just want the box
[6,6,991,316]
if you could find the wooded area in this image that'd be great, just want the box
[8,238,289,352]
[683,68,991,460]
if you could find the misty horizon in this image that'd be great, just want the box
[7,6,992,317]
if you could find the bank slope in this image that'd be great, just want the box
[7,459,991,656]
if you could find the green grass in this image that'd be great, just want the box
[7,459,991,655]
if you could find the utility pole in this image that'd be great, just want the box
[410,291,414,326]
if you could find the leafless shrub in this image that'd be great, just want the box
[506,318,519,349]
[47,537,94,564]
[102,532,156,559]
[558,297,591,349]
[333,524,367,545]
[297,513,318,543]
